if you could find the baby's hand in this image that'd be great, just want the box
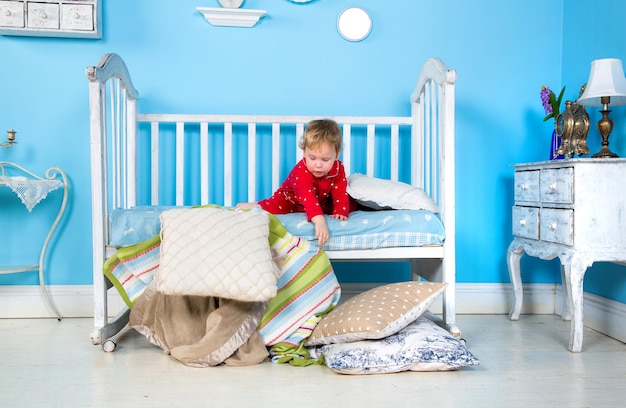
[311,215,330,247]
[330,214,348,221]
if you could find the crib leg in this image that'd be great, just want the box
[410,258,459,337]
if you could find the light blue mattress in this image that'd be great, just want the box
[109,206,445,251]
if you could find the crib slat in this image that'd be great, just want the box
[342,124,351,175]
[296,123,304,162]
[109,80,119,208]
[118,86,127,209]
[271,123,280,193]
[427,82,436,199]
[200,122,209,205]
[390,124,399,181]
[248,123,257,202]
[424,82,433,197]
[224,123,233,207]
[175,122,185,206]
[430,83,440,202]
[366,124,375,177]
[412,94,424,191]
[116,80,125,208]
[126,90,137,208]
[150,122,159,206]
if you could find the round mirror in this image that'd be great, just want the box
[337,7,372,42]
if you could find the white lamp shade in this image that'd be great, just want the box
[578,58,626,107]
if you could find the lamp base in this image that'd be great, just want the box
[592,147,619,158]
[592,109,619,158]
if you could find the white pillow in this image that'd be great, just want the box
[156,207,278,301]
[347,174,439,213]
[305,281,447,346]
[318,316,480,374]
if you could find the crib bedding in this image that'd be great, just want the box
[107,211,478,370]
[109,206,445,250]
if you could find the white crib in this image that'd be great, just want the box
[86,53,457,347]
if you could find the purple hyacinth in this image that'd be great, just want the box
[540,85,553,115]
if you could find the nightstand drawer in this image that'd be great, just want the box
[512,206,539,239]
[541,167,573,204]
[540,208,573,245]
[514,170,540,202]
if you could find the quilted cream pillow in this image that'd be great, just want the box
[305,281,447,346]
[156,207,278,301]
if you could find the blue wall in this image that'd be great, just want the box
[1,0,624,303]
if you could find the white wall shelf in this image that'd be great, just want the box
[196,7,266,28]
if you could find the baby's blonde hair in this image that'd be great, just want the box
[299,119,342,154]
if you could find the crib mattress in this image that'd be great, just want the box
[109,206,445,250]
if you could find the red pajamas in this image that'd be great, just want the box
[258,159,357,221]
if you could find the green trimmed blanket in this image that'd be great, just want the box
[103,212,341,366]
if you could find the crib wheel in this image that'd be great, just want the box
[102,338,117,352]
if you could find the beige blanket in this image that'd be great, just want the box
[130,282,269,367]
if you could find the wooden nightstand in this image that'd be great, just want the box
[507,158,626,352]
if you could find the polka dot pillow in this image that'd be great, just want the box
[305,281,447,346]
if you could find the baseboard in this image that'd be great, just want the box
[1,283,625,343]
[341,282,558,315]
[0,285,126,319]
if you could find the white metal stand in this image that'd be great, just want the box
[0,161,68,320]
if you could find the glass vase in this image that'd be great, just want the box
[550,129,564,160]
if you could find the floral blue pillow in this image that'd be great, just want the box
[317,316,479,374]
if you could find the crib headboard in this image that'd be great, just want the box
[87,53,457,339]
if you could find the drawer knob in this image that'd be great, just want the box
[549,222,557,231]
[519,219,526,226]
[549,182,557,191]
[5,10,11,17]
[521,183,529,190]
[40,12,48,20]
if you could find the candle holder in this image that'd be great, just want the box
[1,129,17,149]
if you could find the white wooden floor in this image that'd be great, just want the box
[1,314,625,407]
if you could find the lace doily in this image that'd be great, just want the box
[0,176,63,212]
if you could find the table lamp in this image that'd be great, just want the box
[577,58,626,158]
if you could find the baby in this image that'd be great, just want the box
[237,119,357,246]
